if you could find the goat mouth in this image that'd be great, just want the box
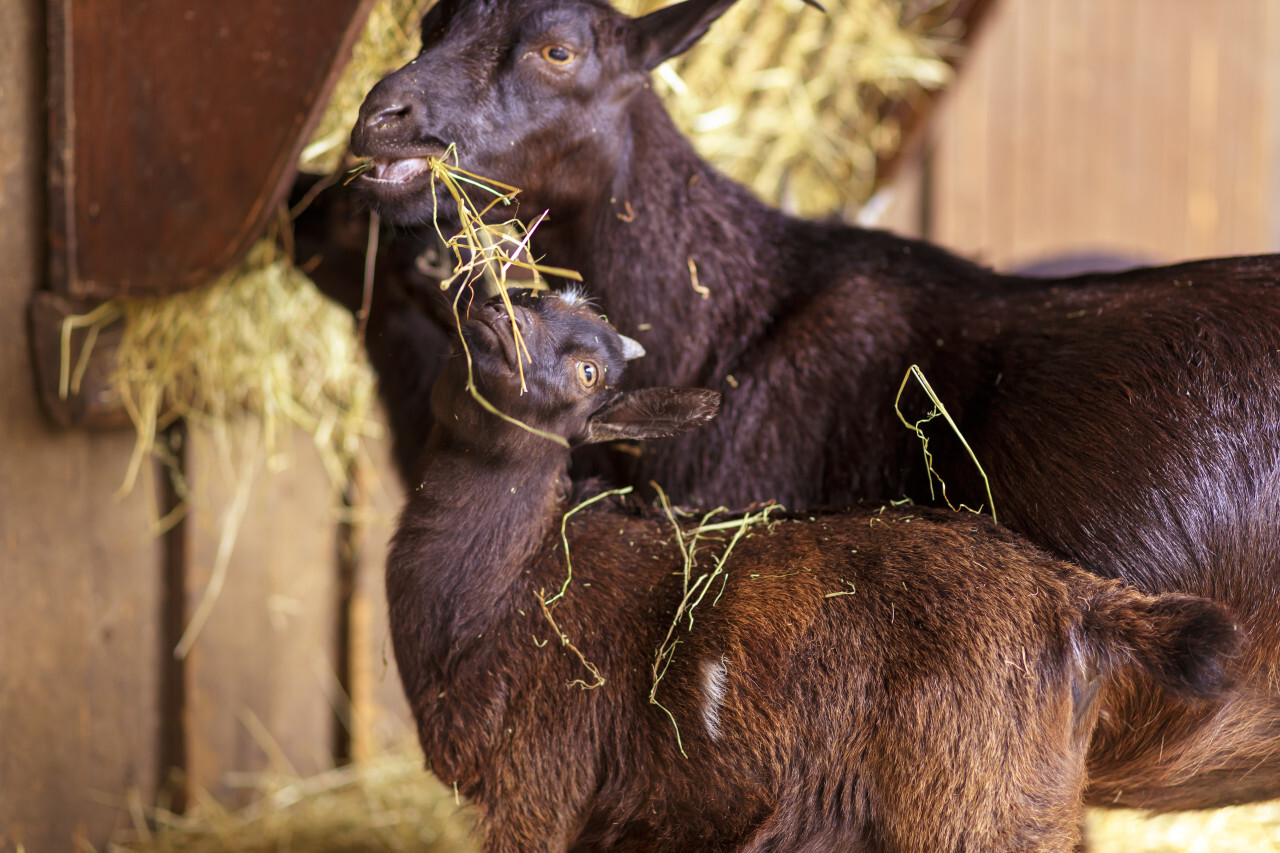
[361,157,433,186]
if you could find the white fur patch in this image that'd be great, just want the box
[701,657,729,741]
[554,284,592,308]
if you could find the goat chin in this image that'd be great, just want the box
[329,0,1280,815]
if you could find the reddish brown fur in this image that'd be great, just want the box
[337,0,1280,810]
[388,292,1238,851]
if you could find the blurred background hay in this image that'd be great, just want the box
[110,744,477,853]
[619,0,959,217]
[301,0,433,176]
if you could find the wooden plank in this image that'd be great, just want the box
[872,151,925,239]
[48,0,376,300]
[976,0,1020,257]
[0,433,164,852]
[348,425,415,760]
[1,0,163,848]
[928,0,1279,269]
[932,0,1004,260]
[183,425,341,805]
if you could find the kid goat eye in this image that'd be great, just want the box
[541,44,574,65]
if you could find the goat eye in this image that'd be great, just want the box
[540,45,574,66]
[577,361,599,387]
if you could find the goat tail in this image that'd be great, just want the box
[1082,584,1243,703]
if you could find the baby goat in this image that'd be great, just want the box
[388,290,1237,852]
[349,0,1280,811]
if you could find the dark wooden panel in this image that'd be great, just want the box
[349,427,414,759]
[48,0,376,299]
[184,425,340,805]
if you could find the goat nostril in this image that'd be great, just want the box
[367,102,411,129]
[512,306,533,333]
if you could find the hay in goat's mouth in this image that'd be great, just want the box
[354,145,585,448]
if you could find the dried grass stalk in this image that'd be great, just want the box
[894,363,996,522]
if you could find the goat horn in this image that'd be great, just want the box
[619,335,646,361]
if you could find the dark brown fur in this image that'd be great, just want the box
[342,0,1280,810]
[388,292,1238,851]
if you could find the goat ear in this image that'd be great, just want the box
[585,388,720,443]
[628,0,739,71]
[618,334,646,361]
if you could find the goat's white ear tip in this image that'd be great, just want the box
[619,334,646,361]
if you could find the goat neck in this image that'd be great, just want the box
[546,90,798,388]
[387,404,571,696]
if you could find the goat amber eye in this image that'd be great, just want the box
[577,361,599,387]
[541,45,574,66]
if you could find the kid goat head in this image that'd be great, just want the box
[435,288,720,453]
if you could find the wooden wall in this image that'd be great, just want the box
[880,0,1280,266]
[0,1,412,849]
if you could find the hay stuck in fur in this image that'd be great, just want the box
[895,363,996,522]
[649,486,783,757]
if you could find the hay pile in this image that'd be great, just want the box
[99,241,380,493]
[110,746,476,853]
[618,0,959,217]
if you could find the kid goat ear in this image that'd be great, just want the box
[585,388,721,444]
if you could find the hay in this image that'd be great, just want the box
[109,745,477,853]
[1086,802,1280,852]
[56,237,384,654]
[648,485,782,757]
[617,0,962,217]
[894,363,996,522]
[83,240,383,499]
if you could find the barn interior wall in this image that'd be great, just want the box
[0,0,165,850]
[881,0,1280,268]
